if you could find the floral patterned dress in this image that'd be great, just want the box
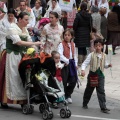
[41,23,64,54]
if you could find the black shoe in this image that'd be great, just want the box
[105,108,110,111]
[101,108,110,113]
[82,105,88,109]
[1,103,9,109]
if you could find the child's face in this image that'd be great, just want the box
[94,42,103,52]
[54,54,60,63]
[64,31,72,42]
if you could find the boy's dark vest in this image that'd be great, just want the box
[62,41,74,59]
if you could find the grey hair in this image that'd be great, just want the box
[91,5,99,13]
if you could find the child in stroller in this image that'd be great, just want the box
[19,48,71,120]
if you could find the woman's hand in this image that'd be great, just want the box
[81,70,85,77]
[34,41,42,46]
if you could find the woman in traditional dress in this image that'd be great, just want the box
[0,8,17,51]
[0,8,6,52]
[41,11,64,54]
[44,0,61,19]
[32,0,46,21]
[98,0,109,18]
[0,12,41,108]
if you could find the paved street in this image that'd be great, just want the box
[0,48,120,120]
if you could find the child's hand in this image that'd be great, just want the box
[76,66,78,69]
[81,70,85,77]
[108,64,112,67]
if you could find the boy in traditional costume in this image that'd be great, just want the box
[81,39,112,113]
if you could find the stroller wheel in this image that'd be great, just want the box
[48,111,53,119]
[66,109,71,118]
[22,105,29,115]
[39,103,46,113]
[28,105,34,114]
[60,109,66,118]
[42,110,49,120]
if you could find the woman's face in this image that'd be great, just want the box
[49,13,58,25]
[52,1,56,8]
[19,15,29,27]
[35,1,40,8]
[8,13,14,22]
[102,0,106,3]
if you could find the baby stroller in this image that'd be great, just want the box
[19,52,71,120]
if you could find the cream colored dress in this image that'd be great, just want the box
[6,23,32,100]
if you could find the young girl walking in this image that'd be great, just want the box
[58,29,78,104]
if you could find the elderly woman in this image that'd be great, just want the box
[41,11,64,54]
[99,7,107,41]
[106,5,120,55]
[73,2,91,66]
[44,0,61,18]
[91,5,101,34]
[0,12,41,108]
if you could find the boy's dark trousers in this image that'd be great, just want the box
[83,75,107,109]
[61,65,76,99]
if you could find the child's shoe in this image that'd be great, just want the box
[66,98,72,104]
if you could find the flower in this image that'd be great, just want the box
[35,74,43,81]
[108,48,112,51]
[27,48,35,55]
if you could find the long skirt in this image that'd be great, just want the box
[0,51,26,104]
[107,31,120,46]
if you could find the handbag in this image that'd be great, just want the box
[89,74,98,87]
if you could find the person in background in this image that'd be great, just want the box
[98,0,109,18]
[58,29,78,104]
[81,39,112,113]
[41,12,64,54]
[106,5,120,55]
[60,11,67,30]
[90,27,103,52]
[73,2,91,66]
[0,8,6,51]
[91,5,101,34]
[0,8,17,52]
[0,1,7,19]
[16,0,36,29]
[44,0,61,19]
[99,7,107,42]
[32,0,46,21]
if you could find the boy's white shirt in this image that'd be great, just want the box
[81,52,109,71]
[57,42,78,66]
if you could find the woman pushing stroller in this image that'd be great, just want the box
[0,12,41,108]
